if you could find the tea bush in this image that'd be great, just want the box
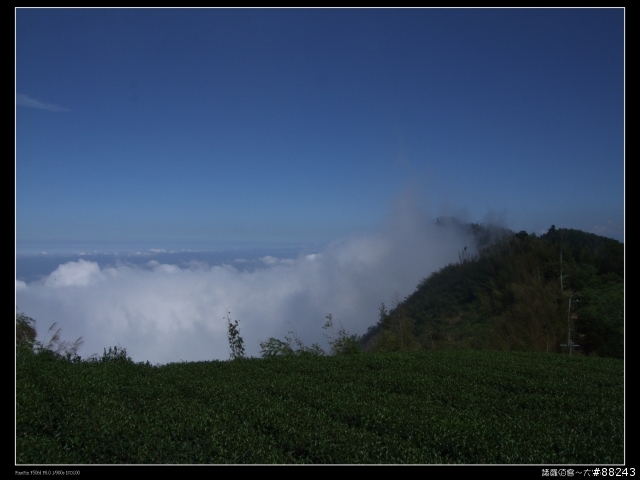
[16,350,623,464]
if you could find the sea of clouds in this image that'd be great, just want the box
[16,194,477,364]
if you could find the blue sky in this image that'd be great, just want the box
[16,8,624,252]
[15,8,625,362]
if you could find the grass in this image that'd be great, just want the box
[16,349,624,464]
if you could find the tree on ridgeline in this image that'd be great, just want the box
[16,310,84,361]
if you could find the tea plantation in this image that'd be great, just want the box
[16,350,623,464]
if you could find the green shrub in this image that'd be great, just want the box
[16,311,84,362]
[100,345,134,364]
[259,337,295,357]
[16,350,624,463]
[323,314,361,355]
[259,323,325,358]
[259,315,360,359]
[225,312,245,360]
[16,311,37,353]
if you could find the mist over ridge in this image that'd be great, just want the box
[16,194,483,365]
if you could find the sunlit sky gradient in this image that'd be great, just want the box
[16,8,624,253]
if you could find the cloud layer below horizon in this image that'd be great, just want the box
[16,195,476,364]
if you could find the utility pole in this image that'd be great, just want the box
[560,292,580,354]
[560,251,569,292]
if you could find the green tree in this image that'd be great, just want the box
[369,300,420,353]
[323,314,360,355]
[99,345,134,364]
[16,311,37,353]
[16,311,84,361]
[371,329,402,353]
[370,302,401,353]
[578,283,624,358]
[379,303,391,331]
[225,312,245,360]
[393,304,421,352]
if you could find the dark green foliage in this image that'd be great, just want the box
[379,303,390,331]
[225,312,245,360]
[259,333,324,358]
[100,345,134,364]
[16,350,623,464]
[578,283,624,358]
[362,225,623,358]
[259,337,296,357]
[366,301,420,353]
[16,311,85,362]
[360,303,391,349]
[323,314,361,355]
[14,224,624,463]
[16,311,37,354]
[259,315,360,358]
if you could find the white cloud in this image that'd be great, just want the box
[16,94,69,112]
[16,194,475,365]
[260,256,295,266]
[44,259,104,288]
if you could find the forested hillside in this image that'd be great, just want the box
[361,224,624,359]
